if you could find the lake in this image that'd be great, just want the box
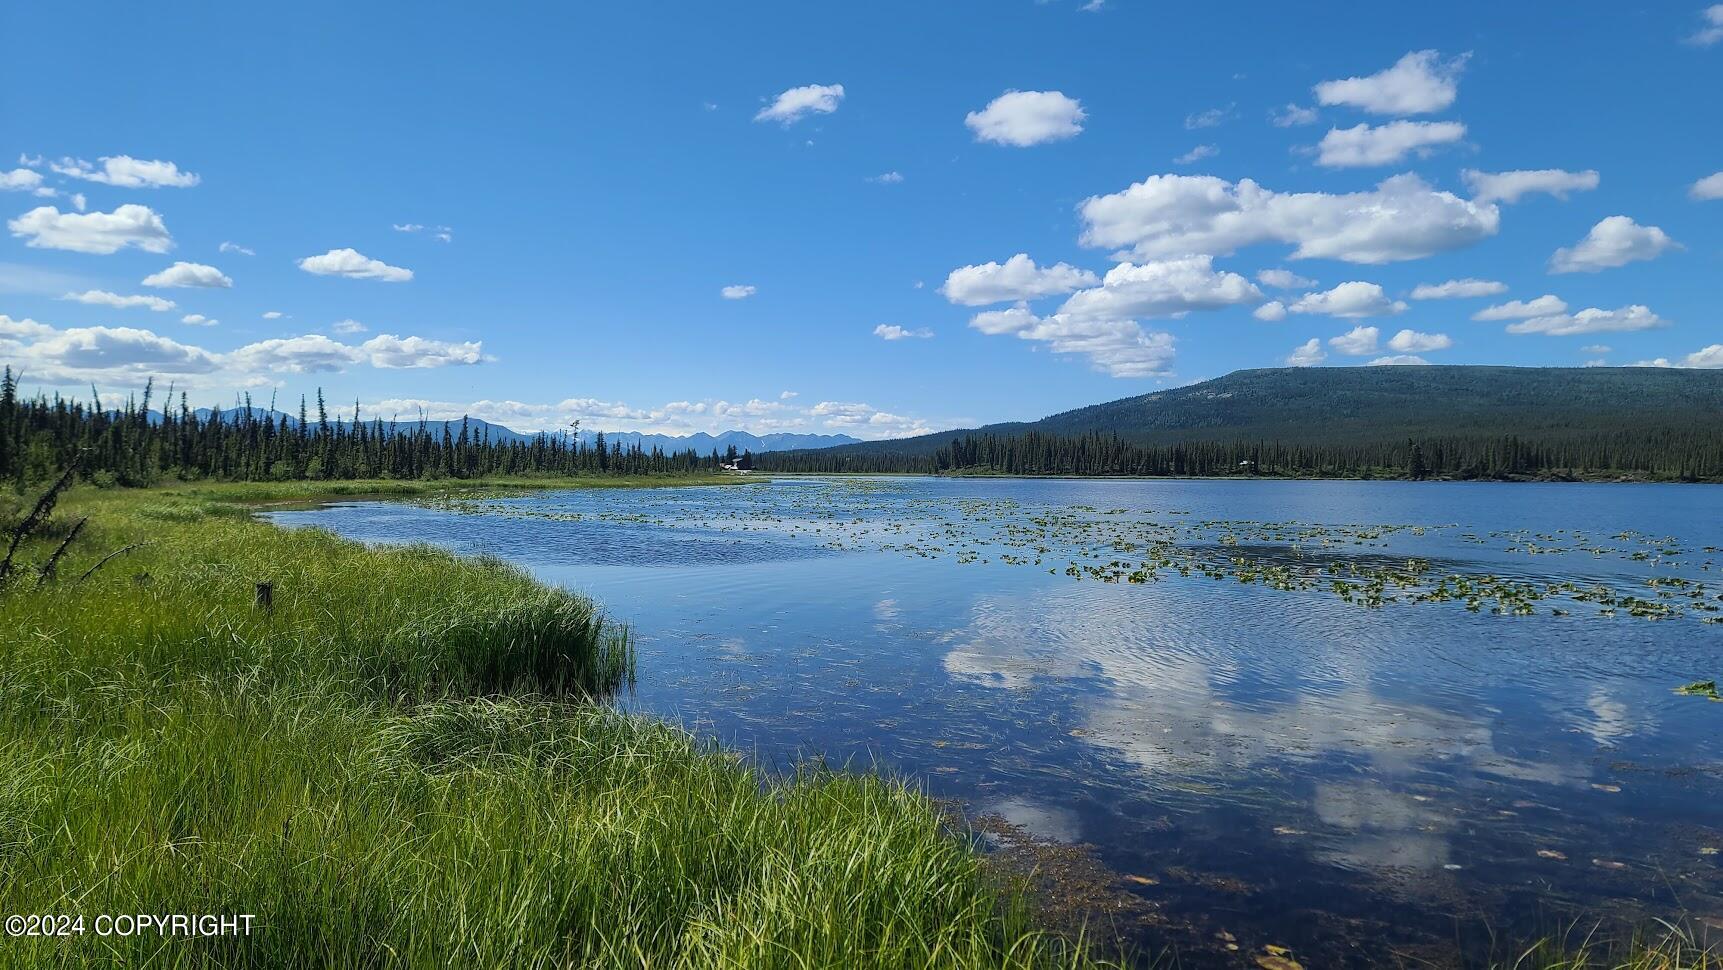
[267,476,1723,967]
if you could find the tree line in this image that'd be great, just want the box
[0,371,723,487]
[756,427,1723,481]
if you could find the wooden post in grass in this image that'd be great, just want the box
[255,582,274,610]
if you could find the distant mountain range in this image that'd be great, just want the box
[158,407,860,454]
[773,365,1723,459]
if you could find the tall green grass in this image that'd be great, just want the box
[0,484,1102,969]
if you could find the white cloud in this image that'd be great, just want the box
[297,248,413,282]
[1472,295,1567,320]
[965,90,1086,147]
[60,290,175,312]
[874,324,933,340]
[779,390,798,399]
[1674,345,1723,368]
[180,313,218,327]
[1286,337,1326,366]
[332,318,367,334]
[8,204,172,254]
[1387,328,1451,352]
[1687,4,1723,45]
[1328,325,1381,356]
[3,321,221,381]
[359,333,485,368]
[807,401,932,437]
[940,254,1100,306]
[219,241,255,256]
[1254,301,1287,322]
[1549,216,1678,273]
[1270,103,1320,127]
[1173,144,1217,164]
[968,305,1177,378]
[720,284,757,300]
[1690,171,1723,201]
[1314,50,1469,115]
[1506,305,1666,336]
[1316,120,1466,168]
[1,168,44,192]
[1078,173,1499,264]
[1256,268,1316,289]
[49,155,200,188]
[262,311,284,320]
[754,83,844,124]
[1410,278,1506,299]
[1288,281,1405,318]
[1462,168,1599,204]
[1581,344,1612,354]
[1184,104,1233,129]
[393,223,424,233]
[1369,354,1429,366]
[867,171,904,184]
[1055,256,1261,320]
[142,261,232,288]
[226,334,361,374]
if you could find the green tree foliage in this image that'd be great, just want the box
[0,370,715,487]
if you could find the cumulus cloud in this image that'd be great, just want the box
[1472,295,1567,320]
[1054,256,1261,320]
[1287,281,1405,318]
[142,261,232,288]
[939,254,1100,306]
[969,305,1177,378]
[1505,305,1666,336]
[297,247,412,282]
[1687,4,1723,45]
[720,284,757,300]
[873,324,933,340]
[61,290,176,312]
[1256,268,1316,289]
[226,334,361,374]
[1254,301,1287,322]
[1368,354,1429,366]
[1328,325,1381,356]
[180,313,218,327]
[1,168,45,192]
[1286,337,1326,366]
[1316,120,1466,168]
[8,204,172,254]
[359,333,486,368]
[754,83,844,124]
[1463,168,1599,204]
[1078,172,1499,264]
[48,155,200,188]
[1271,103,1320,127]
[965,91,1086,147]
[867,171,904,184]
[1690,171,1723,201]
[332,318,367,334]
[1314,50,1469,115]
[1549,216,1678,273]
[1386,328,1452,352]
[262,311,284,320]
[3,321,221,380]
[1411,278,1506,299]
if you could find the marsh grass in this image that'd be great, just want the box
[0,483,1103,969]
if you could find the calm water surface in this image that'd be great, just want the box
[269,477,1723,966]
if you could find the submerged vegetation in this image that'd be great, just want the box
[0,482,1104,968]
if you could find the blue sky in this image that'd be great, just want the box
[3,1,1720,438]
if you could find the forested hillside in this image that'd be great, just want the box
[757,367,1723,481]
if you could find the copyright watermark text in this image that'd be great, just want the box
[6,914,256,938]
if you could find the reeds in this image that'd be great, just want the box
[0,483,1101,969]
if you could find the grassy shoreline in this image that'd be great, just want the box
[0,481,1105,969]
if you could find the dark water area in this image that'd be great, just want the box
[267,477,1723,967]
